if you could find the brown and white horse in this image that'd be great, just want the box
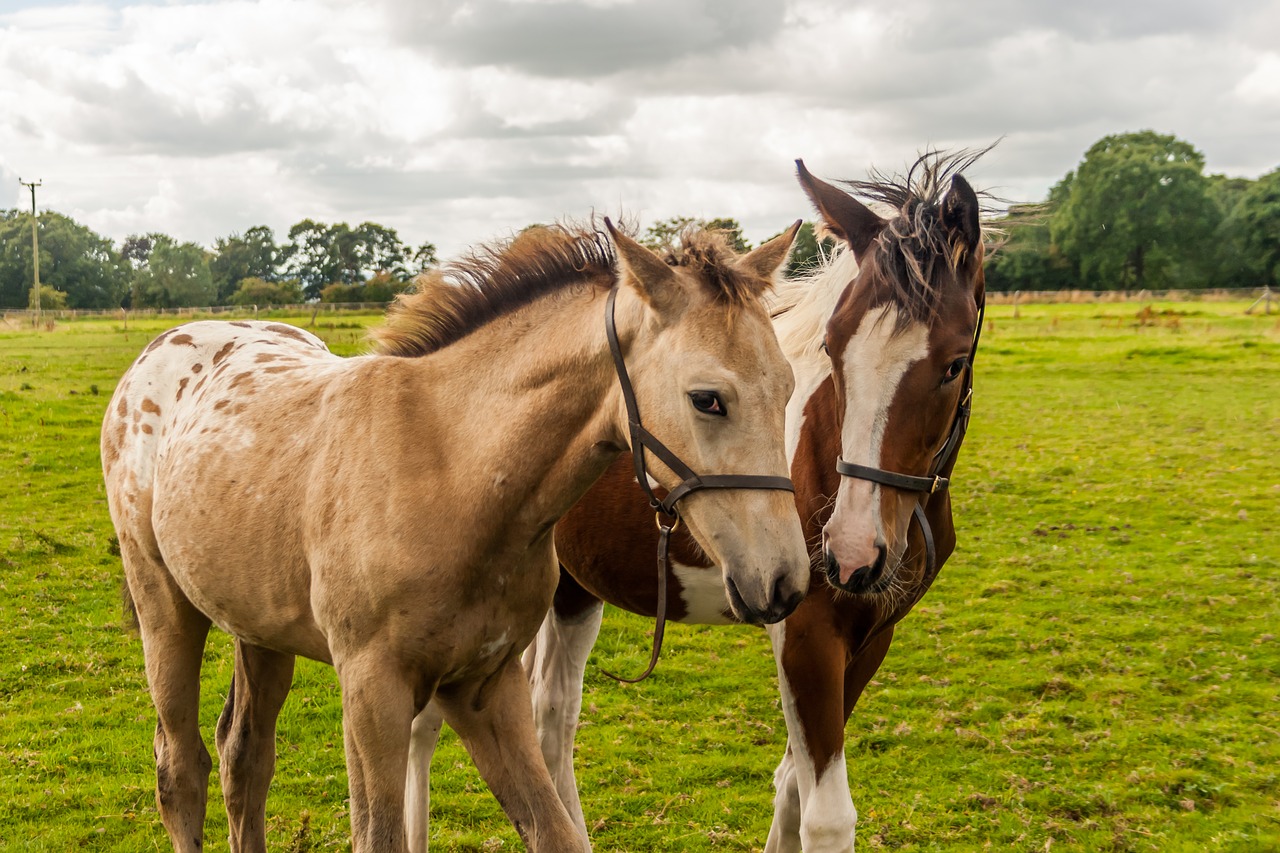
[509,154,988,851]
[102,221,811,853]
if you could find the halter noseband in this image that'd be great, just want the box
[601,285,796,682]
[833,296,983,597]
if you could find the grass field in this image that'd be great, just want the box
[1,302,1277,851]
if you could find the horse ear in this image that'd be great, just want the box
[795,159,884,257]
[605,218,682,312]
[736,219,801,290]
[941,173,982,261]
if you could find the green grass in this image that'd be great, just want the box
[1,303,1277,851]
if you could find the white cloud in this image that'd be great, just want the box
[1,0,1277,258]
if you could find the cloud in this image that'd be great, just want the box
[386,0,786,78]
[2,0,1278,259]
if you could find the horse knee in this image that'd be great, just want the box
[799,808,857,853]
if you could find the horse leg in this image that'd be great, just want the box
[437,656,590,852]
[405,702,445,853]
[334,653,417,852]
[764,739,802,853]
[125,547,214,853]
[766,616,893,853]
[521,570,603,835]
[215,641,295,853]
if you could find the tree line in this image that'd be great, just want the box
[986,130,1280,292]
[0,211,815,311]
[6,130,1273,311]
[0,216,440,310]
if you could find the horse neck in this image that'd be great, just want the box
[400,283,634,548]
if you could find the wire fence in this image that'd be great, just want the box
[984,287,1266,305]
[2,287,1275,326]
[1,302,390,325]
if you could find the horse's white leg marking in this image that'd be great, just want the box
[406,703,445,853]
[764,743,802,853]
[522,600,603,844]
[767,622,857,853]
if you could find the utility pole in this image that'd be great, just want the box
[18,179,42,326]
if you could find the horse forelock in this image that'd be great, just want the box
[371,223,616,358]
[842,147,995,331]
[661,228,769,311]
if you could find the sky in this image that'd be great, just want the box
[1,0,1278,258]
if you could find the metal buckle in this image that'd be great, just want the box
[929,476,943,494]
[655,511,681,533]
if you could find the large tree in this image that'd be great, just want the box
[0,210,129,309]
[282,219,410,300]
[131,235,215,308]
[210,225,279,303]
[1051,131,1219,290]
[1230,167,1280,287]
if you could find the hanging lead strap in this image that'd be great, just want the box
[600,285,795,683]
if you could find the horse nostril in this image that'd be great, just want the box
[824,549,840,577]
[766,573,804,623]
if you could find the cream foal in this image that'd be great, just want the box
[102,221,809,852]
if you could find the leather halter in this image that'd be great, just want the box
[834,295,984,597]
[600,285,796,682]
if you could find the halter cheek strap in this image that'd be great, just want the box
[835,296,983,656]
[600,285,796,683]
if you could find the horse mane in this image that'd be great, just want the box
[842,147,996,328]
[373,221,763,358]
[372,223,615,358]
[769,248,857,363]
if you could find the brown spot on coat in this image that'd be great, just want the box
[191,363,204,374]
[254,353,281,363]
[263,365,297,374]
[212,341,236,365]
[176,377,190,400]
[141,398,161,415]
[141,423,154,434]
[214,399,231,410]
[144,330,173,353]
[116,397,128,417]
[265,323,312,345]
[170,333,196,347]
[230,321,252,328]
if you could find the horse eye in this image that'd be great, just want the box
[943,358,967,383]
[688,391,727,417]
[820,340,830,356]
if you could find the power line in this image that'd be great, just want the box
[18,178,42,325]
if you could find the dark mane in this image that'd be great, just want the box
[373,221,766,357]
[843,146,995,326]
[372,223,615,358]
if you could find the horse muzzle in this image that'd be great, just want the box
[822,541,891,595]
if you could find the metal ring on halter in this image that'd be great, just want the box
[654,511,681,533]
